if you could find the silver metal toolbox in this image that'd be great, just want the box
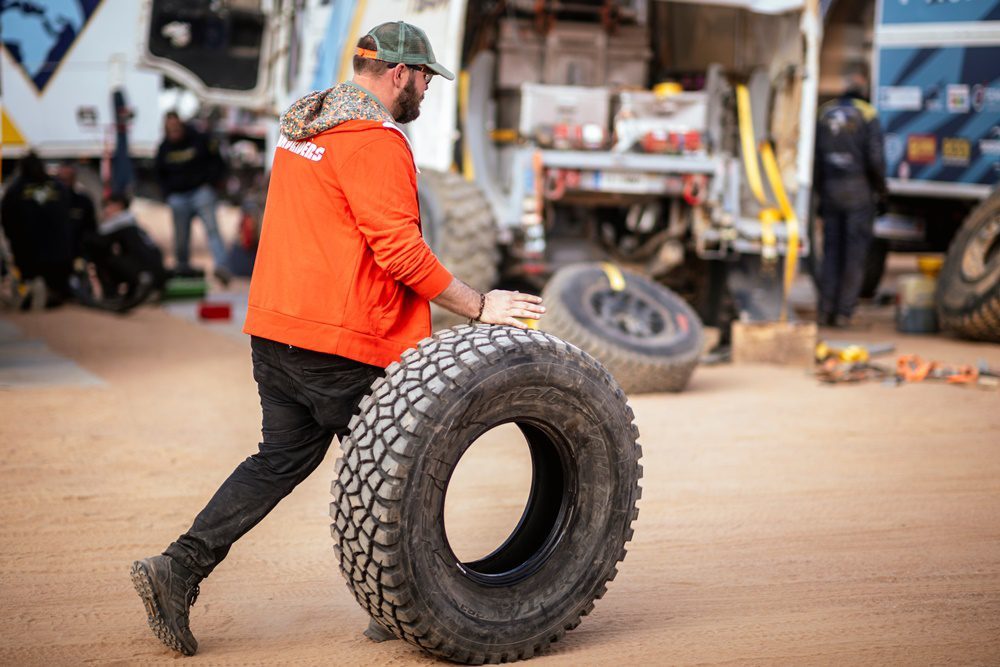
[519,83,611,138]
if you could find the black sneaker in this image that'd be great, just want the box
[831,314,873,331]
[213,266,232,287]
[130,555,202,656]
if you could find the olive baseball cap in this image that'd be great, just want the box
[356,21,455,81]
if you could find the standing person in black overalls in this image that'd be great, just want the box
[814,69,888,328]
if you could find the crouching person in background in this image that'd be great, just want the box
[79,193,167,312]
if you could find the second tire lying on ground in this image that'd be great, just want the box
[331,325,642,664]
[937,189,1000,342]
[540,263,704,394]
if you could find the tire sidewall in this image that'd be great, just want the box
[554,264,703,359]
[397,360,636,648]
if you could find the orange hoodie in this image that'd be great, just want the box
[243,83,453,367]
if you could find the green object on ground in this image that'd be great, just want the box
[163,277,208,300]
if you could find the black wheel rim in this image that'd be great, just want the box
[589,288,670,339]
[446,420,576,587]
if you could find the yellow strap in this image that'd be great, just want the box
[759,207,780,262]
[760,141,800,321]
[760,142,795,222]
[736,84,767,207]
[600,262,626,291]
[459,70,474,181]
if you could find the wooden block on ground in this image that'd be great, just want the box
[731,321,817,366]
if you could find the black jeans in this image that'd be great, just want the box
[818,205,874,320]
[164,336,382,578]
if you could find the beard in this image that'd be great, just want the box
[394,76,422,124]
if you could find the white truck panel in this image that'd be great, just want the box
[2,0,162,159]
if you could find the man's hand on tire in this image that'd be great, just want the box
[480,290,545,329]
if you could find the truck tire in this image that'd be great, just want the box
[937,190,1000,342]
[331,325,642,664]
[418,170,499,329]
[540,263,703,394]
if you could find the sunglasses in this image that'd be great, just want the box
[386,63,434,83]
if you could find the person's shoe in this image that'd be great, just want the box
[172,266,205,279]
[130,555,202,656]
[831,314,872,331]
[213,266,232,288]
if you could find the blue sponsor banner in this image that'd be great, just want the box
[1,0,103,93]
[877,45,1000,186]
[879,0,1000,26]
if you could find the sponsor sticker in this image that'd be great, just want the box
[941,137,970,166]
[980,127,1000,156]
[972,84,986,113]
[907,135,937,164]
[979,86,1000,113]
[879,86,922,111]
[947,84,970,113]
[885,133,905,165]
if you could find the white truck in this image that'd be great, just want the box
[1,0,162,175]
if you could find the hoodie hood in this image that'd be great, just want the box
[99,210,139,235]
[280,82,393,141]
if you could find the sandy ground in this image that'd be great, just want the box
[1,213,999,664]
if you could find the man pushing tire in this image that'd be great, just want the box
[131,21,543,657]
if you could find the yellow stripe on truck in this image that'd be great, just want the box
[736,84,767,207]
[760,141,800,322]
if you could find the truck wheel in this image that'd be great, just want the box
[937,190,1000,342]
[331,325,642,664]
[540,263,703,394]
[418,170,499,329]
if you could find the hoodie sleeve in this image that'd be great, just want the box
[338,133,453,301]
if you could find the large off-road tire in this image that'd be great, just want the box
[540,263,704,394]
[331,325,642,664]
[937,190,1000,342]
[418,170,499,329]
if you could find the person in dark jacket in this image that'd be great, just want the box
[0,152,75,307]
[154,112,231,284]
[82,193,167,310]
[55,161,98,261]
[814,70,888,328]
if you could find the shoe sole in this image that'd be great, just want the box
[130,561,195,656]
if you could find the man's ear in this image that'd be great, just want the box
[391,63,410,89]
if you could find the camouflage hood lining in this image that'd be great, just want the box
[279,82,393,141]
